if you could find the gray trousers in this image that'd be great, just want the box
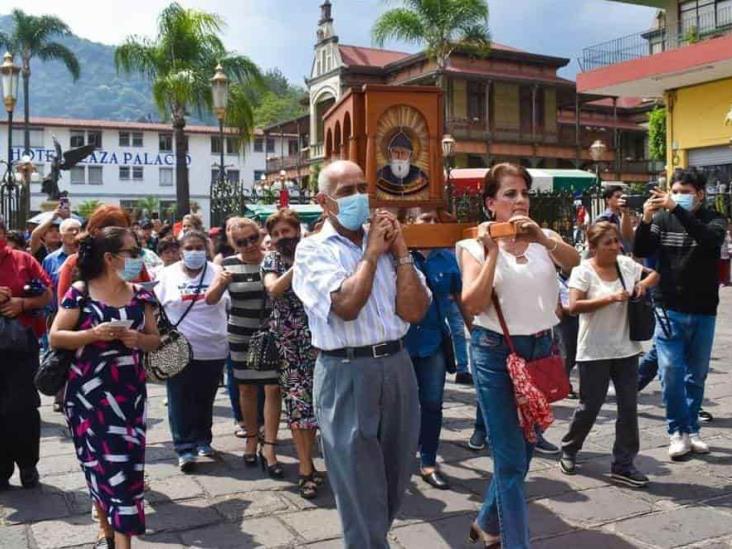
[314,348,419,549]
[561,355,640,473]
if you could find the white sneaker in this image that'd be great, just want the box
[669,432,691,459]
[689,433,710,454]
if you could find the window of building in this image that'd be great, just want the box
[131,132,143,147]
[119,132,130,147]
[266,138,275,153]
[159,167,174,186]
[226,137,238,155]
[119,166,130,180]
[467,81,486,122]
[210,169,220,184]
[159,133,173,152]
[11,127,44,148]
[211,136,222,154]
[227,169,240,183]
[70,131,85,148]
[253,170,265,182]
[132,166,144,180]
[70,166,85,184]
[679,0,730,33]
[254,138,264,152]
[87,131,102,148]
[88,166,103,185]
[288,139,299,156]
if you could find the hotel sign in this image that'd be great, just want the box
[11,147,192,166]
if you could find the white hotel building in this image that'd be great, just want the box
[0,117,294,227]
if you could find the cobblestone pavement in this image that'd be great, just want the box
[2,290,732,548]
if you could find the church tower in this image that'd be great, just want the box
[309,0,343,160]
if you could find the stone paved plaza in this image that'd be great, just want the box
[2,290,732,548]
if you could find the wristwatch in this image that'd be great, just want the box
[395,254,414,268]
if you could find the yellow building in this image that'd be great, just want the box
[577,0,732,185]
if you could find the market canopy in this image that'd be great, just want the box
[449,168,599,194]
[244,203,323,225]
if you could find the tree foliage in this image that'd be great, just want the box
[252,69,306,127]
[648,106,666,162]
[76,199,102,219]
[372,0,491,72]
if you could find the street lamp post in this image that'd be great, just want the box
[0,52,21,229]
[211,64,229,188]
[441,134,456,215]
[589,139,607,218]
[1,52,21,175]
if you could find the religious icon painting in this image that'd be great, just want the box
[375,105,430,201]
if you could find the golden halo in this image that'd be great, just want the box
[375,105,429,171]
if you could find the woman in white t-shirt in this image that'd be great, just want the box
[154,230,230,473]
[560,221,658,488]
[457,163,580,549]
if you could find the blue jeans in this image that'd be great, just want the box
[411,351,446,467]
[472,326,552,549]
[167,359,225,456]
[446,300,469,374]
[637,342,658,391]
[226,356,242,423]
[656,310,716,435]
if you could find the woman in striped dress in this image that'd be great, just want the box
[207,217,283,477]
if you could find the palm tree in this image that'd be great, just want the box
[77,199,102,220]
[372,0,491,120]
[0,10,80,155]
[135,196,161,218]
[115,3,262,219]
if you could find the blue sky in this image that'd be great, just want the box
[15,0,658,85]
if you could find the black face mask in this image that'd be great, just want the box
[274,236,299,257]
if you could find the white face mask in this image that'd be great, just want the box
[391,159,410,179]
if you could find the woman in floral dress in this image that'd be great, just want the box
[261,209,320,499]
[50,227,160,549]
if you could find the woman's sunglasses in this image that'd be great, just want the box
[235,235,259,248]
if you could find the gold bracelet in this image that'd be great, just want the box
[547,238,559,253]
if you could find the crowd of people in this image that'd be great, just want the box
[0,160,727,549]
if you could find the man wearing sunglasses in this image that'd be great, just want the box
[293,160,430,548]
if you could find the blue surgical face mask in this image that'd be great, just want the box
[182,249,207,270]
[331,193,370,231]
[672,193,696,211]
[118,257,144,282]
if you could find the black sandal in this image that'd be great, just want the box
[259,440,284,478]
[242,434,258,467]
[94,536,115,549]
[310,461,325,486]
[298,473,318,499]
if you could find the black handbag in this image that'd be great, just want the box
[34,285,88,396]
[245,295,281,372]
[615,262,655,342]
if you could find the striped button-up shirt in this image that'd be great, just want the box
[293,220,428,351]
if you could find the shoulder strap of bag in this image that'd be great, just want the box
[171,261,208,329]
[614,261,628,292]
[490,293,517,355]
[73,281,88,331]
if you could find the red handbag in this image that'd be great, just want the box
[492,295,570,403]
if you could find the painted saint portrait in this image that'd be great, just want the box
[375,105,430,200]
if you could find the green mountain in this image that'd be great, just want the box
[0,14,163,122]
[0,14,307,127]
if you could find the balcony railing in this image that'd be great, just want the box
[581,6,732,71]
[310,143,325,160]
[266,153,309,172]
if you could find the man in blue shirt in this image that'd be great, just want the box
[41,218,80,303]
[405,208,465,490]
